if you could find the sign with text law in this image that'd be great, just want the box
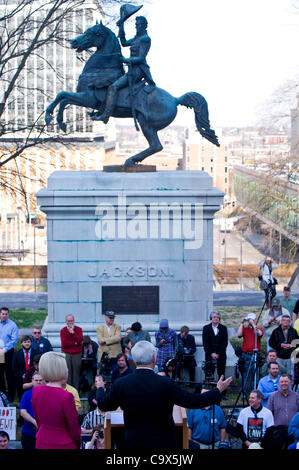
[0,407,16,440]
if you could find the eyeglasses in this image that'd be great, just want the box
[33,332,41,334]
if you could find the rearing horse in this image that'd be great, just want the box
[45,22,219,167]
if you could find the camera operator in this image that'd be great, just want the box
[176,326,197,383]
[202,311,228,380]
[258,257,278,309]
[238,313,264,393]
[80,335,98,391]
[111,353,133,383]
[160,357,178,380]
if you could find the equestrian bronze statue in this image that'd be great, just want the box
[45,4,219,167]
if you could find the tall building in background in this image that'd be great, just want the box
[0,1,119,253]
[0,0,104,135]
[291,94,299,158]
[182,128,231,195]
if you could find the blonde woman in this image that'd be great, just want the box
[32,351,81,449]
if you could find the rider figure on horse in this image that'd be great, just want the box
[92,6,155,124]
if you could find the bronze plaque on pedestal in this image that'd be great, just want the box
[102,286,159,315]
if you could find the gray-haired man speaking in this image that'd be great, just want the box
[96,340,231,449]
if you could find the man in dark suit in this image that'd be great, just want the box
[202,311,228,379]
[96,340,231,449]
[12,335,38,400]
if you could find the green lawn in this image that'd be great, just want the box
[9,308,48,329]
[218,306,264,328]
[9,306,262,329]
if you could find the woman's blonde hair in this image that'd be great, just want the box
[38,351,68,382]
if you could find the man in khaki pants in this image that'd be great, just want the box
[97,311,122,365]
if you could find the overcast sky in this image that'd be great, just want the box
[127,0,299,128]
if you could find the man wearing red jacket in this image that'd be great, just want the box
[60,315,83,390]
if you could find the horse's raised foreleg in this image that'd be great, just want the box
[45,91,72,126]
[124,116,163,167]
[56,99,71,133]
[55,91,98,132]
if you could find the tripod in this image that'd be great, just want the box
[227,367,248,426]
[228,326,261,424]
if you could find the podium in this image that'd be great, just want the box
[104,405,188,449]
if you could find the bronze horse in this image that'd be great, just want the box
[45,22,219,167]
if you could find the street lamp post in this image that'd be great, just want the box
[17,206,21,251]
[239,233,243,291]
[223,218,227,283]
[33,225,44,292]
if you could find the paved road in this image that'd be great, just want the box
[213,224,263,265]
[0,292,48,309]
[2,290,298,309]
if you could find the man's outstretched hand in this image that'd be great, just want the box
[216,375,232,393]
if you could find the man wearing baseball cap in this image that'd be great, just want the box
[96,311,122,363]
[238,313,264,393]
[262,298,289,351]
[155,319,177,372]
[269,312,299,376]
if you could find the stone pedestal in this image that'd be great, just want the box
[36,170,223,372]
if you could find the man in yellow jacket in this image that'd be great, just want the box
[96,311,122,362]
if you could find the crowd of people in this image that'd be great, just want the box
[0,275,299,450]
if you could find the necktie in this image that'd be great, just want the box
[25,350,29,370]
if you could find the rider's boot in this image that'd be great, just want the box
[92,86,117,123]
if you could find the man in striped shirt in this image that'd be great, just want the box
[81,405,106,434]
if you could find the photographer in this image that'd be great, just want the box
[176,326,197,383]
[258,257,278,309]
[86,424,105,450]
[202,311,228,380]
[238,313,264,393]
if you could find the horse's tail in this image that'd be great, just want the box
[177,92,220,147]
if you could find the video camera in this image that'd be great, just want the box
[234,346,265,378]
[98,352,114,383]
[202,360,217,383]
